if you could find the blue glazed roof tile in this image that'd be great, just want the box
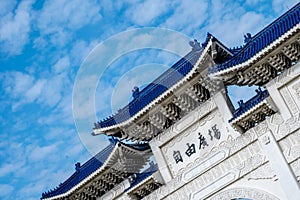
[41,139,150,199]
[209,2,300,75]
[228,88,269,123]
[41,142,115,199]
[96,46,205,129]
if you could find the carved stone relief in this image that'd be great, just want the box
[292,81,300,100]
[223,129,257,156]
[279,129,300,163]
[253,120,268,137]
[211,187,280,200]
[245,162,277,181]
[290,158,300,182]
[280,86,299,114]
[143,138,265,200]
[273,62,300,88]
[264,112,300,141]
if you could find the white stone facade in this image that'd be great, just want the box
[131,63,300,200]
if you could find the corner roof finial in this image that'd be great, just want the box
[132,86,139,99]
[189,39,201,51]
[75,162,81,172]
[244,33,252,44]
[255,87,262,94]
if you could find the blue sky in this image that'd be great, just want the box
[0,0,298,199]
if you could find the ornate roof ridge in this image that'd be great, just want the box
[209,2,300,75]
[94,44,205,130]
[229,45,244,54]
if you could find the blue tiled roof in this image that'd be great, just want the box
[41,139,150,199]
[95,47,204,129]
[125,163,158,192]
[209,2,300,75]
[41,142,115,199]
[228,89,269,123]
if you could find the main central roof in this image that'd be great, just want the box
[94,44,206,131]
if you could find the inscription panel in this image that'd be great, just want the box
[144,135,264,200]
[161,110,231,177]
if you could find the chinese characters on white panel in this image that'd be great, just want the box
[173,124,221,164]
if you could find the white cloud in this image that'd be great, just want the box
[70,39,100,67]
[24,79,46,103]
[33,36,47,50]
[38,0,101,31]
[28,144,57,162]
[0,184,14,197]
[110,63,168,112]
[52,56,70,74]
[0,0,33,55]
[0,1,17,17]
[126,0,171,25]
[164,0,208,34]
[1,71,48,110]
[200,1,270,47]
[37,0,102,47]
[272,0,299,14]
[1,54,75,109]
[0,161,25,178]
[210,11,266,46]
[246,0,265,4]
[2,71,34,98]
[18,182,44,199]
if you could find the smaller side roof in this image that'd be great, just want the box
[41,139,150,199]
[125,163,158,192]
[228,88,277,133]
[229,88,270,123]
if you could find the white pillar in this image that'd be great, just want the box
[258,130,300,200]
[212,90,240,138]
[265,80,292,120]
[149,138,172,183]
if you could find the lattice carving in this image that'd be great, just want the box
[282,42,300,62]
[268,53,291,71]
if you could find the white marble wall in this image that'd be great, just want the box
[144,63,300,200]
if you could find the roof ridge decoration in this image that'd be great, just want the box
[208,2,300,76]
[93,37,214,133]
[41,140,150,200]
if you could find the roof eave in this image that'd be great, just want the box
[93,39,214,136]
[209,22,300,79]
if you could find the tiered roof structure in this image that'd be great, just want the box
[42,3,300,200]
[93,35,232,140]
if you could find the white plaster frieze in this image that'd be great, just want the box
[211,187,280,200]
